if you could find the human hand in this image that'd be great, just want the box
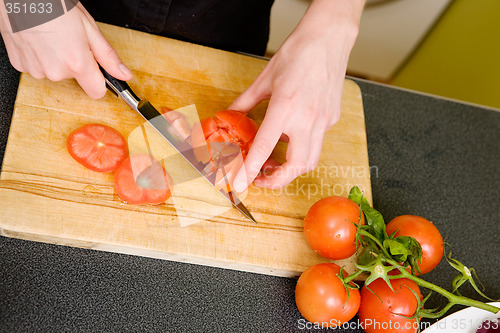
[0,2,132,98]
[231,0,365,192]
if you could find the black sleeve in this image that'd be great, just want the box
[80,0,275,56]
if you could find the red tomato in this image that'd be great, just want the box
[192,110,258,158]
[295,263,360,328]
[67,124,128,172]
[214,110,258,144]
[358,278,422,333]
[304,196,365,260]
[114,154,173,205]
[386,215,444,275]
[190,110,258,191]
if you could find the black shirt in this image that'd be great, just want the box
[80,0,275,56]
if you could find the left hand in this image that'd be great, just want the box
[231,0,365,192]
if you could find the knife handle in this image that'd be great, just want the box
[99,65,140,109]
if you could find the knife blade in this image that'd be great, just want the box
[99,67,256,224]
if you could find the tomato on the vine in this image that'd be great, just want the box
[387,215,444,275]
[303,196,364,260]
[358,278,422,333]
[295,263,360,328]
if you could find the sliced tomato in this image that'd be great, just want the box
[188,110,259,190]
[67,124,128,173]
[114,154,173,205]
[199,110,258,157]
[214,110,258,144]
[200,117,218,138]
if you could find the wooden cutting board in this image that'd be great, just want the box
[0,23,371,277]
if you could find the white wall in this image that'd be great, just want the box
[268,0,452,81]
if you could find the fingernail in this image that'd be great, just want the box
[233,181,245,193]
[119,63,133,78]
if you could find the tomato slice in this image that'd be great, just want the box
[67,124,128,173]
[114,154,173,205]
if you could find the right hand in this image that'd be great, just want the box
[0,2,132,99]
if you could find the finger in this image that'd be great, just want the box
[254,136,312,189]
[232,112,283,192]
[21,49,45,79]
[85,23,133,81]
[253,158,281,183]
[255,133,323,189]
[229,74,271,112]
[74,52,107,99]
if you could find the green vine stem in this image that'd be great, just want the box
[343,269,365,285]
[389,261,500,315]
[347,257,500,315]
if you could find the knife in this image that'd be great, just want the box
[99,67,257,224]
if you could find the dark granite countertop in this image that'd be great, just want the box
[1,36,499,333]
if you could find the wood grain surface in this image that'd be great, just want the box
[0,23,371,277]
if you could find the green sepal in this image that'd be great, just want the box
[384,239,409,263]
[393,236,423,275]
[357,244,378,266]
[446,246,496,301]
[348,186,387,244]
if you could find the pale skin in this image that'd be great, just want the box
[0,0,365,191]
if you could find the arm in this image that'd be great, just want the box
[231,0,365,191]
[0,1,132,98]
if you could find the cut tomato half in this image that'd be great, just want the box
[214,110,258,144]
[192,110,258,158]
[67,124,128,173]
[114,154,173,205]
[189,110,258,190]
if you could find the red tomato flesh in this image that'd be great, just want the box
[67,124,128,173]
[214,110,258,144]
[114,154,173,205]
[304,196,365,260]
[295,263,360,328]
[195,110,258,157]
[190,110,258,190]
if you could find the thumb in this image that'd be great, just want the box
[229,74,271,112]
[86,24,133,81]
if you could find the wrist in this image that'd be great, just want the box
[298,0,365,46]
[0,0,13,34]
